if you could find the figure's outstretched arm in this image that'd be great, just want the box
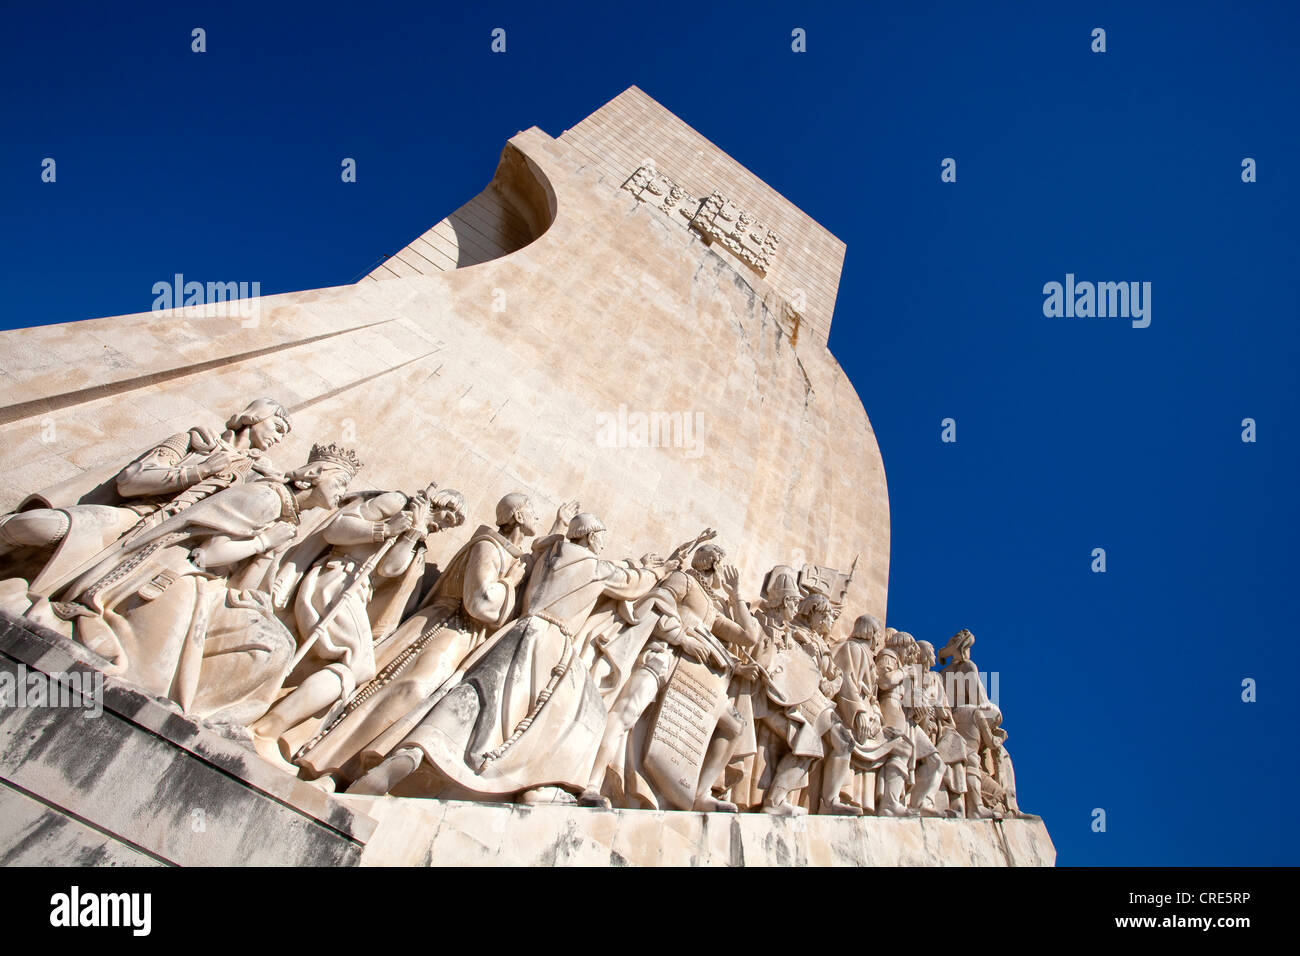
[192,522,294,570]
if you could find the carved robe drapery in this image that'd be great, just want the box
[3,426,279,601]
[297,525,527,781]
[388,535,660,798]
[832,636,907,811]
[32,481,306,725]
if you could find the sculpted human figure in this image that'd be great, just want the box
[0,398,291,605]
[688,556,762,808]
[250,483,468,772]
[875,630,944,816]
[115,398,291,510]
[294,493,579,784]
[580,542,760,812]
[833,614,884,740]
[27,443,358,727]
[712,588,766,811]
[752,566,801,640]
[906,639,970,816]
[348,512,663,800]
[937,628,1006,819]
[726,565,799,809]
[754,591,861,816]
[832,613,910,814]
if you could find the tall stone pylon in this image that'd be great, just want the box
[0,88,1057,867]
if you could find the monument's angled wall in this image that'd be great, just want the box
[0,89,890,622]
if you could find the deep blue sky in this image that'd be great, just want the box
[2,2,1296,866]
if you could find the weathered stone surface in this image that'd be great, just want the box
[0,782,162,867]
[0,613,1052,866]
[337,795,1056,867]
[0,612,375,867]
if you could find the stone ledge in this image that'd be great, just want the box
[0,611,377,866]
[337,795,1056,867]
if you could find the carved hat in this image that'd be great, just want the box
[761,565,801,604]
[851,613,882,640]
[566,512,606,540]
[306,442,363,478]
[938,628,974,661]
[887,629,916,650]
[797,592,834,619]
[495,492,532,526]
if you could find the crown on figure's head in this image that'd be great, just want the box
[307,442,363,477]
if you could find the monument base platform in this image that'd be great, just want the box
[1,612,1054,867]
[337,794,1055,867]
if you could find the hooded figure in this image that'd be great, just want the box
[294,493,572,783]
[349,512,662,801]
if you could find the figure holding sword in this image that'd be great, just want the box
[250,480,467,773]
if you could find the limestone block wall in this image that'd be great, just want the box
[366,191,533,276]
[0,93,890,622]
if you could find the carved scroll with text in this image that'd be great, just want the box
[643,655,729,809]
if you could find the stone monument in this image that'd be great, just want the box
[0,87,1053,866]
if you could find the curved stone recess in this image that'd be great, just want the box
[365,140,558,277]
[0,105,890,621]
